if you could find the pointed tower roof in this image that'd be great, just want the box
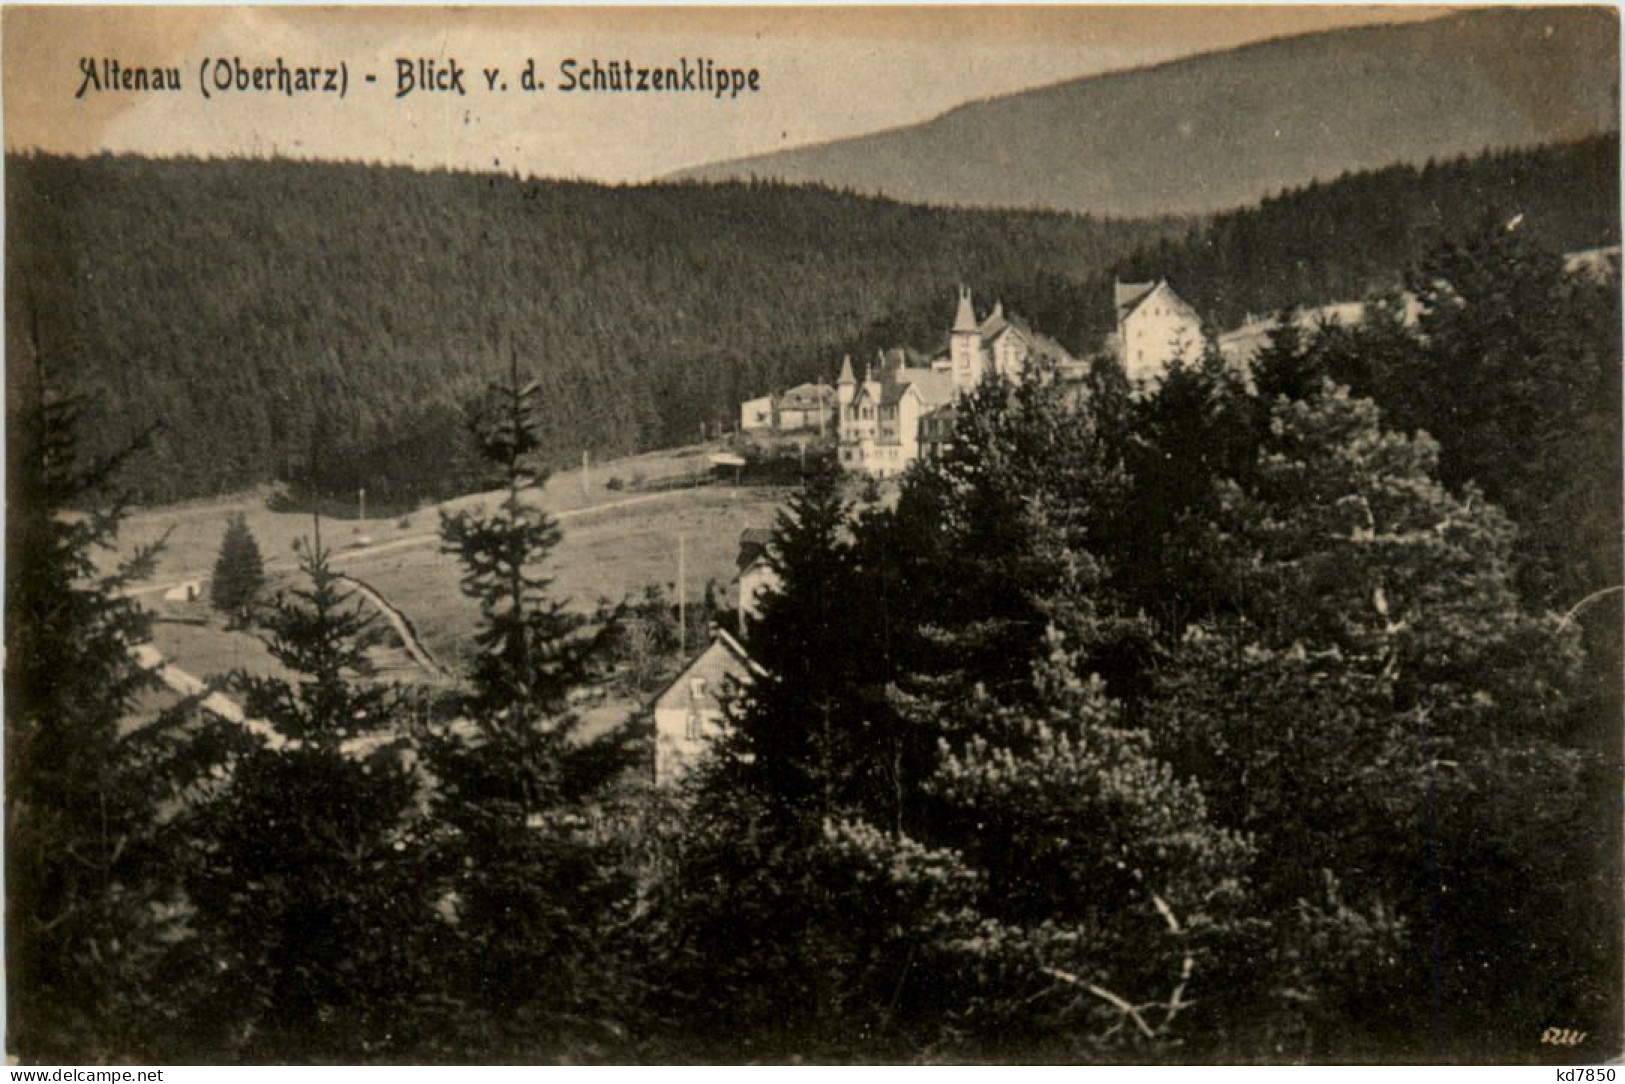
[952,285,977,334]
[837,354,855,385]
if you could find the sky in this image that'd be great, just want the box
[3,5,1453,183]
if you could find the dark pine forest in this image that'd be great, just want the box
[4,155,1179,504]
[5,132,1616,506]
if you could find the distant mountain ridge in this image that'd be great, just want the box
[671,8,1619,216]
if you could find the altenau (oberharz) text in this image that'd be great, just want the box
[74,56,350,99]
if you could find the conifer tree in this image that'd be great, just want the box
[891,368,1138,708]
[438,353,606,727]
[716,457,871,817]
[927,630,1254,1060]
[209,512,265,626]
[1146,385,1597,1058]
[5,347,186,1059]
[425,352,634,1057]
[649,460,959,1058]
[178,527,432,1060]
[1105,345,1259,640]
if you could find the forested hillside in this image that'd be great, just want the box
[673,7,1617,216]
[803,134,1620,367]
[6,154,1179,504]
[8,134,1617,506]
[1105,134,1621,334]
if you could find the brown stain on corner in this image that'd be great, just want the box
[4,6,220,152]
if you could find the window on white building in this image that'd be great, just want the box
[689,677,707,700]
[685,711,703,741]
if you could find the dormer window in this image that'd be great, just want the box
[689,677,707,700]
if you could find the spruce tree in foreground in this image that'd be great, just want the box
[426,353,635,1058]
[648,460,928,1058]
[178,526,433,1061]
[5,365,184,1060]
[717,458,869,815]
[209,512,266,627]
[656,430,1253,1060]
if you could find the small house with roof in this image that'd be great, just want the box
[1110,280,1204,383]
[776,383,837,433]
[735,526,779,636]
[740,393,776,432]
[652,627,762,785]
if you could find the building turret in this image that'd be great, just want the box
[950,285,983,392]
[836,353,856,410]
[952,284,977,333]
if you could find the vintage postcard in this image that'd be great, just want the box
[4,4,1620,1068]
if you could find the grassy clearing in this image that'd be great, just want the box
[346,485,790,673]
[147,616,295,685]
[113,442,723,593]
[117,444,790,704]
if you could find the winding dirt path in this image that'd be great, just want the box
[332,571,453,680]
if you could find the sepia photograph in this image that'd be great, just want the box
[2,2,1621,1067]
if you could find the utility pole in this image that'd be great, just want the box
[677,535,687,659]
[358,486,366,523]
[582,450,590,497]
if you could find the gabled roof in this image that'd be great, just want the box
[650,628,764,709]
[735,550,773,578]
[951,303,1078,370]
[739,527,774,548]
[977,299,1012,339]
[1003,313,1076,366]
[1116,279,1197,326]
[880,367,957,408]
[781,383,835,409]
[1115,281,1157,324]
